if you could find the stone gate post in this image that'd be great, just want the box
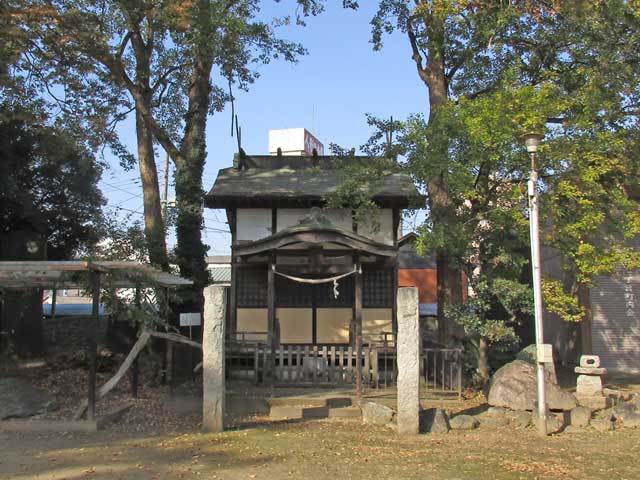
[396,286,420,435]
[202,286,226,432]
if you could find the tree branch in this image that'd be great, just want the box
[407,21,430,88]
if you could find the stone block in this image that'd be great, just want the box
[270,405,303,420]
[420,408,450,433]
[362,402,394,425]
[574,366,607,375]
[621,412,640,428]
[449,414,479,430]
[590,417,615,432]
[510,410,532,428]
[569,406,592,427]
[530,411,563,434]
[576,395,612,411]
[579,355,601,368]
[480,415,509,428]
[576,374,603,396]
[396,286,420,436]
[328,406,362,419]
[613,401,638,420]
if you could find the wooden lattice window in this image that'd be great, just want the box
[236,266,267,308]
[363,266,393,308]
[275,275,313,308]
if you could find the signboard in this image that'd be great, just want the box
[268,128,324,156]
[303,129,324,156]
[179,312,201,327]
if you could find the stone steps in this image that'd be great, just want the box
[327,406,362,419]
[267,397,361,421]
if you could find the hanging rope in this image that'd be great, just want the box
[273,264,362,299]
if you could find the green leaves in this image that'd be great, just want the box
[541,279,583,323]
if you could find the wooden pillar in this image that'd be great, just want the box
[267,252,276,384]
[162,287,173,386]
[229,260,237,337]
[50,286,57,320]
[87,271,100,421]
[131,286,141,398]
[392,257,398,337]
[355,254,363,396]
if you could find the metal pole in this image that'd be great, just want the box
[528,151,548,436]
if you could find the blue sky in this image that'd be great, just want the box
[99,2,429,255]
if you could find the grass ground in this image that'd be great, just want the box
[1,413,640,480]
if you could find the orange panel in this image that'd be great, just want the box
[398,269,437,304]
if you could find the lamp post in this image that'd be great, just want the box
[523,132,548,436]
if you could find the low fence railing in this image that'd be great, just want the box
[225,335,462,397]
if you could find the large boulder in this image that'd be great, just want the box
[0,378,59,420]
[516,344,558,384]
[488,360,576,411]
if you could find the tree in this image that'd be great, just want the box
[9,0,330,307]
[364,1,640,381]
[369,0,544,342]
[0,104,105,260]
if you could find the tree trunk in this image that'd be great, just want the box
[478,336,490,385]
[420,17,464,344]
[173,10,214,308]
[135,105,169,270]
[128,23,169,271]
[577,282,592,355]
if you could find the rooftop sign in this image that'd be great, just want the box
[268,128,324,156]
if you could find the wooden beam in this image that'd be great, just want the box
[271,207,277,235]
[235,230,397,258]
[392,208,400,246]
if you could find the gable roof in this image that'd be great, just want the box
[205,155,422,209]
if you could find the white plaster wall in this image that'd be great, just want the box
[277,209,307,231]
[358,209,394,245]
[276,208,352,232]
[237,209,272,241]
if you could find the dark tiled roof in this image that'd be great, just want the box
[398,232,437,268]
[205,155,422,208]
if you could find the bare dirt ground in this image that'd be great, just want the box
[1,413,640,480]
[2,358,640,480]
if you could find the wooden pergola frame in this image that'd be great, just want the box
[0,261,193,420]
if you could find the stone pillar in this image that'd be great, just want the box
[202,286,226,432]
[396,286,420,435]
